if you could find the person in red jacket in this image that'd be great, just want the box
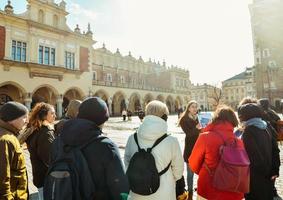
[189,105,244,200]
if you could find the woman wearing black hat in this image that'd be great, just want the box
[238,103,277,200]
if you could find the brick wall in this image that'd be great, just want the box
[0,26,5,60]
[79,47,89,71]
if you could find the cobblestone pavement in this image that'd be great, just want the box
[24,115,283,200]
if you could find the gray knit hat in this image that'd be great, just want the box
[0,101,28,122]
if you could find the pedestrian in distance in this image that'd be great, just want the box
[0,101,29,200]
[122,109,127,121]
[23,102,56,200]
[178,100,201,200]
[238,103,278,200]
[124,100,184,200]
[137,109,145,122]
[189,105,246,200]
[45,97,129,200]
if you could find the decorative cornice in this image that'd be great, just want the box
[0,59,83,81]
[29,70,63,81]
[27,20,70,36]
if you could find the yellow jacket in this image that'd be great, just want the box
[0,120,28,200]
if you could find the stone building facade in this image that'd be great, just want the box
[222,67,256,109]
[190,83,221,111]
[0,0,191,117]
[249,0,283,109]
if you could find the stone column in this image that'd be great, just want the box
[24,92,32,111]
[140,99,145,111]
[125,99,129,109]
[24,98,32,111]
[108,98,112,116]
[56,95,63,119]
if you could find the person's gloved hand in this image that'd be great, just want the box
[176,176,188,200]
[177,191,188,200]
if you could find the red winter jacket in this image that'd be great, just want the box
[189,122,244,200]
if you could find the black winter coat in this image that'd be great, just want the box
[242,125,275,200]
[57,119,129,200]
[179,115,200,162]
[267,123,281,176]
[26,125,55,188]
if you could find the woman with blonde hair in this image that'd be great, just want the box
[25,102,56,200]
[178,100,201,200]
[64,99,81,119]
[124,100,184,200]
[55,99,81,135]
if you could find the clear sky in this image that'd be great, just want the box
[0,0,254,85]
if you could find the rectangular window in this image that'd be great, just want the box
[16,41,22,61]
[39,46,56,66]
[64,51,67,67]
[22,43,26,62]
[44,47,50,65]
[12,40,16,60]
[39,45,43,64]
[11,40,27,62]
[71,53,75,68]
[65,51,75,70]
[51,48,55,65]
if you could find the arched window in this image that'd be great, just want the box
[53,14,58,27]
[38,9,44,23]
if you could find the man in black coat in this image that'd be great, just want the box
[258,98,281,198]
[238,103,280,200]
[54,97,129,199]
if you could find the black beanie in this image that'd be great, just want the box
[0,101,28,122]
[77,97,109,126]
[238,103,263,122]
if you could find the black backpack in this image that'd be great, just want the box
[44,135,105,200]
[126,133,171,195]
